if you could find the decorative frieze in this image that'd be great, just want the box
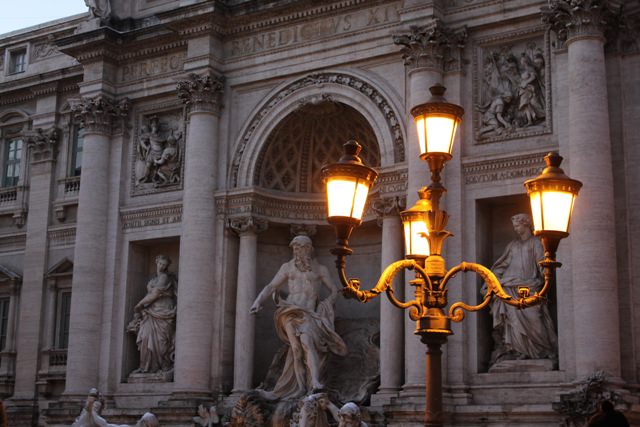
[473,28,552,143]
[177,73,225,115]
[541,0,621,45]
[372,196,405,219]
[393,20,467,72]
[377,168,408,195]
[26,126,61,163]
[120,204,182,231]
[30,39,59,63]
[462,152,547,185]
[231,72,405,187]
[70,95,130,135]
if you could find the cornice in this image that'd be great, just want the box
[462,152,549,185]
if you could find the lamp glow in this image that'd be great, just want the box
[400,195,431,258]
[529,190,576,234]
[326,177,371,221]
[411,84,464,159]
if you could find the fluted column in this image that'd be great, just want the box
[229,216,268,394]
[543,0,621,379]
[393,20,467,397]
[173,73,224,396]
[370,197,405,405]
[64,97,128,396]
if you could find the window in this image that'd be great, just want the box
[0,297,9,351]
[3,138,22,187]
[70,127,84,177]
[9,50,26,74]
[55,291,71,349]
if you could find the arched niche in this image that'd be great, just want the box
[230,70,406,190]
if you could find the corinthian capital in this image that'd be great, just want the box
[26,126,61,163]
[541,0,621,44]
[70,95,130,135]
[177,72,225,115]
[228,216,268,235]
[393,20,467,72]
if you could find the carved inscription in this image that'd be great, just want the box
[120,52,186,83]
[228,5,399,57]
[121,205,182,230]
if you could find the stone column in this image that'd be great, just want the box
[10,126,60,400]
[229,216,268,395]
[393,20,466,397]
[543,1,621,379]
[64,96,129,396]
[370,197,405,405]
[173,73,224,397]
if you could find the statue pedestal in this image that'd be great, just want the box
[128,371,173,383]
[488,359,555,373]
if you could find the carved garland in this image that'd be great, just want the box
[230,72,405,188]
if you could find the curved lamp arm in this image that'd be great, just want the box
[334,255,430,314]
[441,261,557,322]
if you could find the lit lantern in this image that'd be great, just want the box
[322,140,378,248]
[400,195,431,259]
[411,84,464,160]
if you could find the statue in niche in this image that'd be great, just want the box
[477,43,546,138]
[72,388,159,427]
[136,116,182,188]
[484,214,557,366]
[250,235,348,400]
[127,255,177,375]
[336,402,368,427]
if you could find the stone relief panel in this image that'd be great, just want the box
[131,109,185,196]
[473,29,551,144]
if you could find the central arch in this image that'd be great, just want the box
[230,70,406,189]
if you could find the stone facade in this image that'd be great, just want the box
[0,0,639,425]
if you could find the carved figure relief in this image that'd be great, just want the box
[475,36,550,142]
[133,113,184,194]
[483,214,557,368]
[126,255,177,378]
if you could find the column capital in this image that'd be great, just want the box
[70,95,130,136]
[372,196,406,222]
[542,0,621,45]
[393,20,467,72]
[177,72,225,115]
[228,216,268,236]
[290,224,317,238]
[25,126,60,163]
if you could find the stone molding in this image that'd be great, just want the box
[393,20,468,72]
[70,95,130,135]
[541,0,621,45]
[227,216,269,235]
[0,233,26,254]
[377,167,408,196]
[462,152,548,185]
[120,203,182,231]
[48,226,76,248]
[177,72,225,115]
[230,72,405,188]
[26,126,61,163]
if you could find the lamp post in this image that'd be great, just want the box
[322,84,582,427]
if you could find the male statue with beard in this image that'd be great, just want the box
[250,235,347,399]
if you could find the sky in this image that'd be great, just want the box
[0,0,87,35]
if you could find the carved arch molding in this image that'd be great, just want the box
[230,72,405,188]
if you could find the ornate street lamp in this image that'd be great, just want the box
[322,85,581,427]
